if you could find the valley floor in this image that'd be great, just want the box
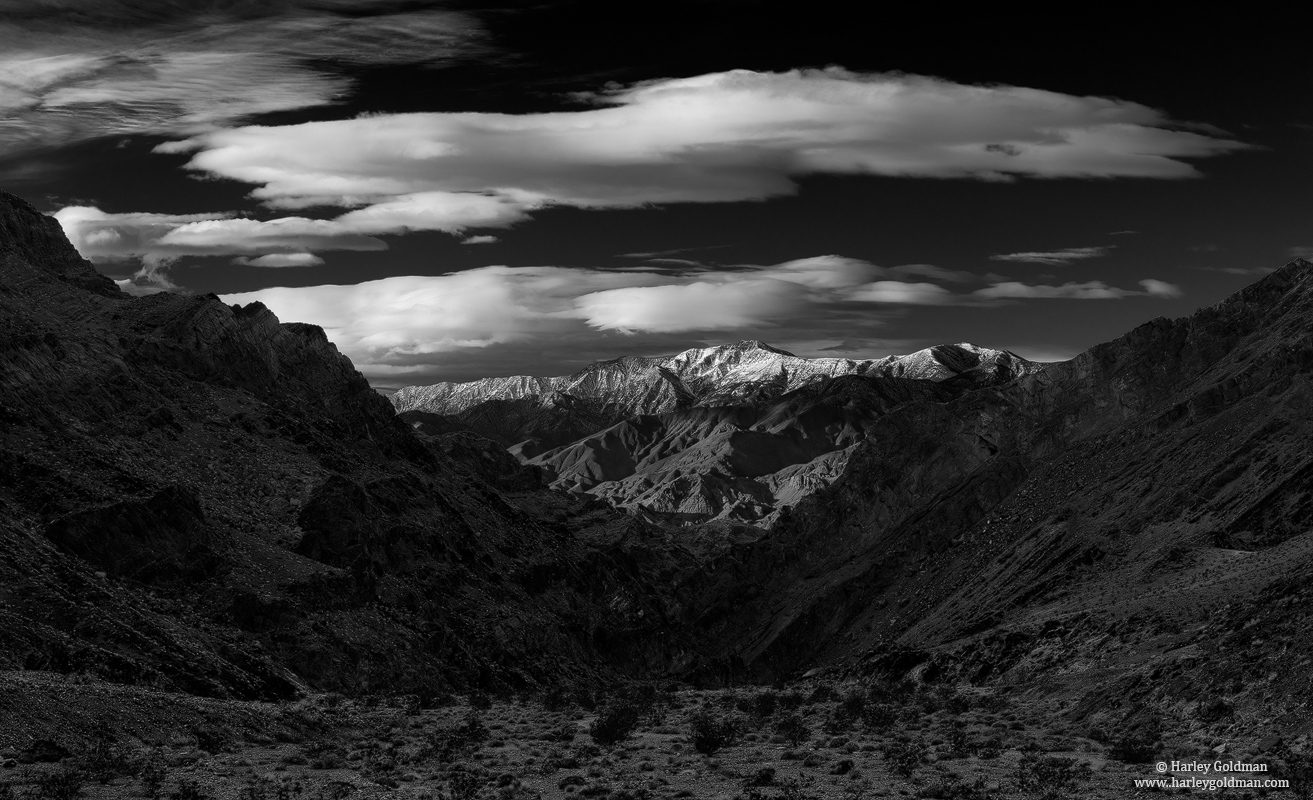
[2,671,1303,799]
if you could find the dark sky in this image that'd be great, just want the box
[3,2,1309,388]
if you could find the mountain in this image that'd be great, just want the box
[681,258,1313,731]
[0,189,713,700]
[394,341,1037,522]
[7,183,1313,745]
[392,341,1035,450]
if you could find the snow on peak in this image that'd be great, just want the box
[389,340,1037,416]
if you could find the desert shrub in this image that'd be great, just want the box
[359,741,399,788]
[806,682,837,705]
[447,765,488,800]
[589,700,641,747]
[190,724,232,754]
[975,689,1009,713]
[541,685,576,712]
[1107,731,1158,763]
[1276,746,1313,800]
[777,690,806,711]
[74,718,135,784]
[749,691,779,723]
[943,723,972,759]
[689,706,745,755]
[429,711,490,762]
[138,751,168,799]
[839,689,867,719]
[915,775,995,799]
[861,702,897,732]
[825,707,857,735]
[304,737,347,769]
[468,689,494,710]
[774,713,811,748]
[32,766,86,800]
[882,738,927,778]
[169,779,209,800]
[1014,754,1091,799]
[938,686,971,715]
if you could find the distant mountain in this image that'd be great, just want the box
[392,340,1035,424]
[394,341,1038,521]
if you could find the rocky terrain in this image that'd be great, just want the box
[0,188,714,702]
[395,343,1035,523]
[5,184,1313,796]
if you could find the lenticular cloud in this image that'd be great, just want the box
[162,68,1246,217]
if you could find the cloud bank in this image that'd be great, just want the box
[221,256,1181,384]
[163,69,1245,216]
[46,68,1247,278]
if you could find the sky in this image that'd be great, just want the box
[4,2,1312,390]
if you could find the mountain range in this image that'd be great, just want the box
[393,342,1037,523]
[4,185,1313,744]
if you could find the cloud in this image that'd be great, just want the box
[1139,279,1183,298]
[1287,246,1313,259]
[222,255,1186,385]
[461,235,498,245]
[220,256,953,377]
[845,281,955,304]
[0,2,481,154]
[989,246,1115,266]
[54,205,388,266]
[973,278,1180,300]
[233,253,324,268]
[54,194,531,279]
[156,68,1245,220]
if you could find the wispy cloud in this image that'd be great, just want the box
[461,235,498,245]
[233,253,324,268]
[1287,246,1313,259]
[989,246,1115,266]
[974,279,1181,300]
[0,2,481,155]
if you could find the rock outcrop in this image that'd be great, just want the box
[0,189,706,700]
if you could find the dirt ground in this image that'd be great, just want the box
[0,671,1302,799]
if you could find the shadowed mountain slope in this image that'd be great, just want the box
[681,259,1313,728]
[0,189,715,700]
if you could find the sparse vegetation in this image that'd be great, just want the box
[882,737,927,778]
[774,712,811,748]
[589,699,642,747]
[1013,754,1091,799]
[689,705,745,754]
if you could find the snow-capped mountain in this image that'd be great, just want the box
[390,340,1037,420]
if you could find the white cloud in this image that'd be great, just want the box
[461,235,499,245]
[54,206,387,266]
[973,279,1180,300]
[577,280,803,333]
[53,194,531,280]
[845,281,955,304]
[1139,279,1183,298]
[234,253,325,268]
[0,3,480,153]
[221,255,1185,384]
[156,68,1245,220]
[989,246,1115,266]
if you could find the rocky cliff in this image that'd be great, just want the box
[680,259,1313,729]
[0,189,710,700]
